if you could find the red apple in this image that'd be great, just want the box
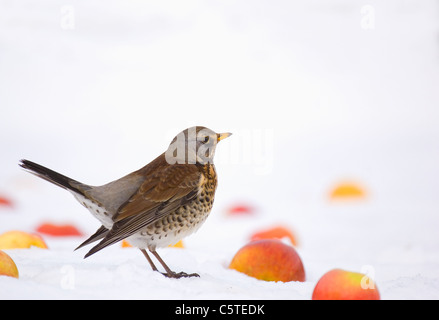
[0,250,19,278]
[0,231,48,249]
[312,269,380,300]
[226,204,256,216]
[250,226,298,246]
[0,196,13,208]
[36,222,82,237]
[229,239,305,282]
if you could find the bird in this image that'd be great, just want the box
[19,126,231,279]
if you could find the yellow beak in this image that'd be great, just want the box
[217,132,232,142]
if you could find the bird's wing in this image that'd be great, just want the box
[84,164,202,258]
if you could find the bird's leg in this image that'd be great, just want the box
[150,249,200,279]
[140,249,159,272]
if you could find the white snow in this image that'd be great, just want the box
[1,0,439,300]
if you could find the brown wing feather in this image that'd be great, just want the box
[114,164,202,221]
[84,164,203,258]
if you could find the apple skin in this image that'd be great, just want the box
[0,250,19,278]
[0,196,13,208]
[170,240,184,248]
[329,182,367,200]
[226,204,255,216]
[0,231,48,249]
[122,239,184,248]
[229,239,305,282]
[36,223,82,237]
[312,269,380,300]
[121,240,133,248]
[250,226,298,246]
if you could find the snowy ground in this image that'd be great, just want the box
[1,0,439,299]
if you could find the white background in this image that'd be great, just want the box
[0,0,438,299]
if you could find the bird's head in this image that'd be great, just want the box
[165,126,232,165]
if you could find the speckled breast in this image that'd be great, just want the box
[128,164,218,250]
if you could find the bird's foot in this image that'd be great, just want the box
[162,271,200,279]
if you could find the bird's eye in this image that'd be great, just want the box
[203,136,210,143]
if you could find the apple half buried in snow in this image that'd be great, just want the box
[122,239,184,248]
[0,250,19,278]
[225,203,256,216]
[229,239,305,282]
[312,268,380,300]
[329,181,367,200]
[0,230,48,249]
[36,222,83,237]
[250,225,298,246]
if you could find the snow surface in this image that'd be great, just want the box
[1,0,439,299]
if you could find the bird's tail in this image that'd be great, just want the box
[19,159,89,196]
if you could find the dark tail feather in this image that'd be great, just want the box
[75,225,109,251]
[19,159,88,196]
[84,233,120,259]
[20,160,109,253]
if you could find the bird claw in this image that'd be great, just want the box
[162,271,200,279]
